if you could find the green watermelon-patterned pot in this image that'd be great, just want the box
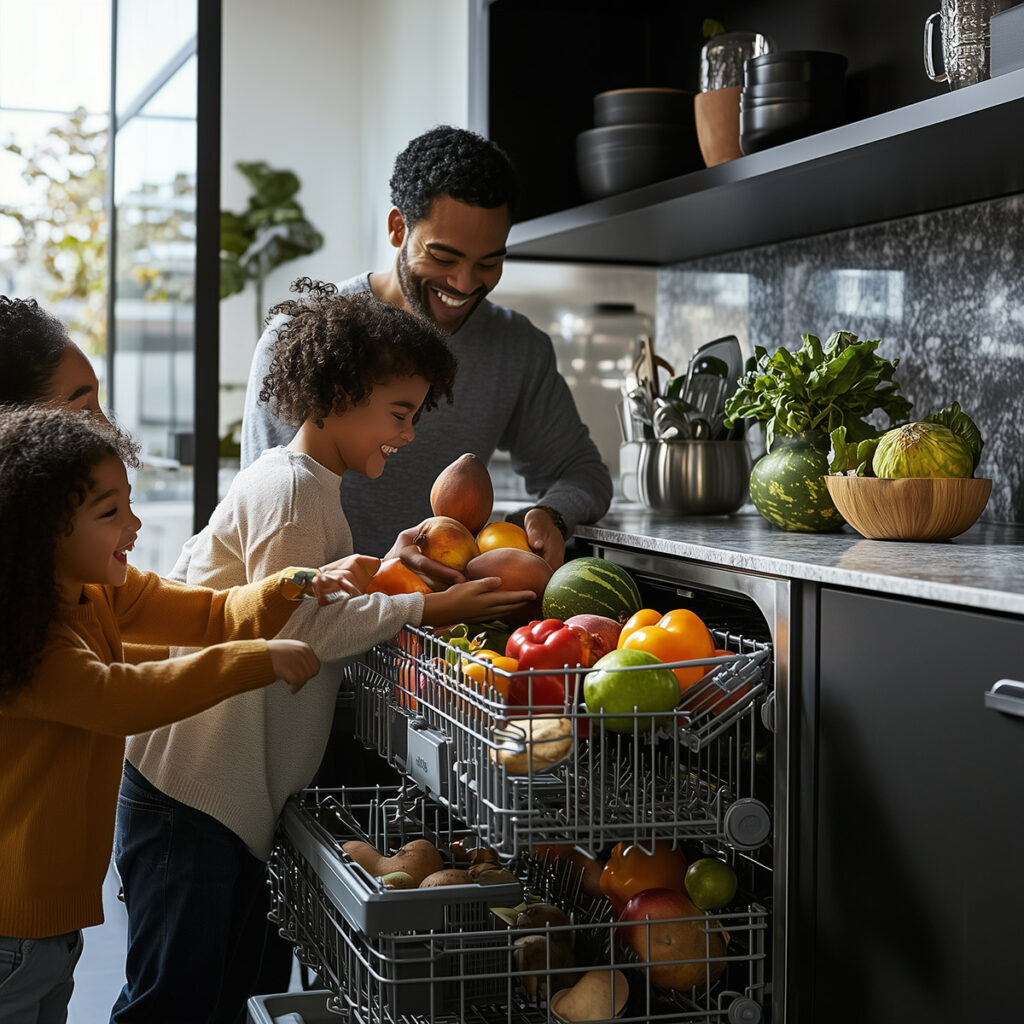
[749,432,845,533]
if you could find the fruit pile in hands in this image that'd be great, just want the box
[384,454,747,751]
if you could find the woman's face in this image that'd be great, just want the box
[54,455,141,601]
[47,343,110,425]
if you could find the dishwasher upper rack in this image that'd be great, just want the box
[354,626,772,859]
[269,787,770,1024]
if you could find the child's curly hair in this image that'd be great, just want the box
[0,295,71,404]
[0,405,140,704]
[259,279,457,427]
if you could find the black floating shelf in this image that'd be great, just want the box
[506,68,1024,266]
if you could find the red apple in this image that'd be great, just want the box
[565,613,622,659]
[619,888,728,993]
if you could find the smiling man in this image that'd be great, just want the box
[241,125,612,575]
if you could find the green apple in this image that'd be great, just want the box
[583,648,680,733]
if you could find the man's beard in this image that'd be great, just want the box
[396,241,486,334]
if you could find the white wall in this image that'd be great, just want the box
[219,0,468,432]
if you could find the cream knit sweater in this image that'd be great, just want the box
[126,447,424,860]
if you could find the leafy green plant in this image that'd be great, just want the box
[0,108,108,357]
[220,161,324,332]
[723,330,913,452]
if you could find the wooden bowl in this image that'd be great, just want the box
[825,476,992,541]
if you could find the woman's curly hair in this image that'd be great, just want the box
[0,405,140,705]
[0,295,71,404]
[389,125,518,226]
[259,279,457,427]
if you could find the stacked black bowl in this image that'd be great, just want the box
[739,50,847,154]
[576,88,702,200]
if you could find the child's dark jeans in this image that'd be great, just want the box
[109,761,269,1024]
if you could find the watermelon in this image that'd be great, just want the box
[542,557,642,622]
[749,435,845,533]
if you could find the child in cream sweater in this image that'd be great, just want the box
[114,280,533,1023]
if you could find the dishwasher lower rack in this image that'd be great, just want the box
[269,786,770,1024]
[354,626,772,859]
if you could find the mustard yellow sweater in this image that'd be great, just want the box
[0,565,303,938]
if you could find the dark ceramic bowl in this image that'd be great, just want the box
[577,124,702,199]
[594,87,694,128]
[744,50,848,86]
[739,100,842,152]
[742,80,843,102]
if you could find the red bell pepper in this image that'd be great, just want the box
[506,618,598,711]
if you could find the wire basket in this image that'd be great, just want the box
[269,787,770,1024]
[353,628,772,859]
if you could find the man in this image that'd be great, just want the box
[242,125,612,577]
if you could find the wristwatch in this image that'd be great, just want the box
[527,505,569,540]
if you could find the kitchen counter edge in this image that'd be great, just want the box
[575,508,1024,616]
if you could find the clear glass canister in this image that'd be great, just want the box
[548,302,654,494]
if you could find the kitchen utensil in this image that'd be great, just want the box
[924,0,1015,89]
[633,336,674,408]
[700,32,775,92]
[593,87,693,127]
[652,396,703,440]
[635,439,752,515]
[682,354,730,424]
[825,475,992,540]
[690,335,744,394]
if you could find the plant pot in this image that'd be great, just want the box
[748,431,845,532]
[694,86,743,167]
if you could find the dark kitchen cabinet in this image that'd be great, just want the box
[808,587,1024,1023]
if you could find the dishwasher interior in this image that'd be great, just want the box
[267,546,789,1024]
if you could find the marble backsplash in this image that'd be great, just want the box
[655,194,1024,524]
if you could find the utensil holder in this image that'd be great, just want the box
[636,439,751,515]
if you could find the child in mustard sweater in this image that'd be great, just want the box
[0,405,362,1021]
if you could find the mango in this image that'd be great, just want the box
[430,453,494,533]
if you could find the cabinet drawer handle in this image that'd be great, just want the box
[984,679,1024,717]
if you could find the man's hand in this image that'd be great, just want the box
[312,554,381,605]
[386,519,466,590]
[267,638,320,693]
[524,508,565,570]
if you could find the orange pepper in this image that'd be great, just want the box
[617,608,661,648]
[598,840,688,912]
[460,650,518,698]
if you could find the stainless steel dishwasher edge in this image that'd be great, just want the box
[581,538,794,1024]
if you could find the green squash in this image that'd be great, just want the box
[873,422,973,479]
[749,432,845,533]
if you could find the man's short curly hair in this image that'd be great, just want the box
[0,295,71,404]
[259,279,457,428]
[389,125,518,226]
[0,405,140,704]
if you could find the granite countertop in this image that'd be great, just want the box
[575,505,1024,615]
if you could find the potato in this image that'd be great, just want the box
[514,903,574,947]
[468,864,519,885]
[342,840,380,875]
[419,868,474,888]
[341,838,444,887]
[381,871,416,890]
[513,934,579,1001]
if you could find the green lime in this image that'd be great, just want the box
[684,857,738,911]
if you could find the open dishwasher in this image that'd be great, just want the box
[265,544,793,1024]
